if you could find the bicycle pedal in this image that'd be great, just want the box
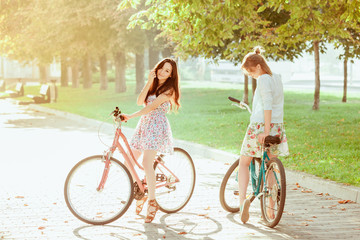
[156,173,166,182]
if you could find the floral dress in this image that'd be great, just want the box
[130,95,174,154]
[240,122,289,158]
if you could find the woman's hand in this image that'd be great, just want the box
[121,114,131,122]
[148,70,156,84]
[258,132,269,144]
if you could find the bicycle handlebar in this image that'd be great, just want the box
[111,107,125,121]
[228,96,241,103]
[228,96,252,114]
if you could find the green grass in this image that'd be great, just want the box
[19,81,360,187]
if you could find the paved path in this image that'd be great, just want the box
[0,100,359,240]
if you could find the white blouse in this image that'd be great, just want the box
[250,73,284,124]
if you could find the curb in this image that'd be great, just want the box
[28,103,360,203]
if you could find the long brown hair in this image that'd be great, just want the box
[145,58,181,111]
[241,46,272,76]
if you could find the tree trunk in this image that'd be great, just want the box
[60,55,69,87]
[149,48,159,70]
[71,62,79,88]
[114,51,126,93]
[313,41,320,110]
[242,74,249,105]
[38,64,48,83]
[135,52,145,94]
[342,58,347,103]
[99,54,108,90]
[83,54,92,89]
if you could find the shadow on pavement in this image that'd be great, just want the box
[226,213,293,239]
[72,212,222,240]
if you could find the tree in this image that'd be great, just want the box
[122,0,304,103]
[267,0,355,110]
[334,24,360,103]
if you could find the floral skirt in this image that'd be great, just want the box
[240,122,289,158]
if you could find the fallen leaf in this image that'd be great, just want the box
[301,189,312,193]
[198,214,208,217]
[178,232,187,235]
[338,200,354,204]
[204,206,211,210]
[64,221,68,223]
[133,233,141,236]
[292,188,298,190]
[325,198,333,200]
[224,163,231,165]
[38,227,45,230]
[312,216,317,218]
[316,193,323,196]
[24,204,28,206]
[163,236,166,239]
[306,219,314,222]
[53,203,57,205]
[42,218,48,221]
[15,196,24,199]
[341,208,346,211]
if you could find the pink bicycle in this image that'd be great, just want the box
[64,107,196,225]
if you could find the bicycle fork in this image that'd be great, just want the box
[96,149,114,191]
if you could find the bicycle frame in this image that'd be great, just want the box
[96,119,180,194]
[250,148,281,199]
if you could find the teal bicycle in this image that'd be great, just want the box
[219,97,286,228]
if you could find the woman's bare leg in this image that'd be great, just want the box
[142,150,157,200]
[266,152,277,219]
[142,150,159,223]
[238,155,253,205]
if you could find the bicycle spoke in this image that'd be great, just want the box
[64,156,134,225]
[154,148,195,213]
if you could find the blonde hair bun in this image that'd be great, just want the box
[253,46,264,55]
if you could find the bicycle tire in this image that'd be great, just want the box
[153,147,196,213]
[260,157,286,228]
[219,158,258,213]
[64,155,134,225]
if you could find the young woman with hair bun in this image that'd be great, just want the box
[238,47,289,224]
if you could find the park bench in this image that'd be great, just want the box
[0,80,5,91]
[5,82,24,97]
[27,84,50,103]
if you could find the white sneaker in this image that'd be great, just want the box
[240,199,250,223]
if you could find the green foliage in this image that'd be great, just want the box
[124,0,305,63]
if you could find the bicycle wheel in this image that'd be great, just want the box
[153,147,196,213]
[260,157,286,228]
[219,159,258,212]
[64,155,134,225]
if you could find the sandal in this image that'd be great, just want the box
[240,199,250,223]
[135,196,148,215]
[145,199,159,223]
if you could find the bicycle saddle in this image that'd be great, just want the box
[264,136,281,147]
